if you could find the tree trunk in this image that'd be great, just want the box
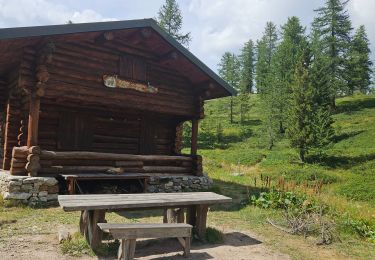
[230,97,233,124]
[299,149,305,163]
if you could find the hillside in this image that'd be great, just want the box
[185,93,375,258]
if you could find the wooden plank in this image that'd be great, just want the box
[41,151,192,161]
[58,192,232,211]
[196,204,209,239]
[98,223,192,239]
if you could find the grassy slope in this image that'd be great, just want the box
[194,93,375,258]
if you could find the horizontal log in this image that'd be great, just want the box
[93,135,138,144]
[142,166,191,173]
[39,166,144,174]
[40,151,192,162]
[114,161,143,167]
[12,146,29,159]
[40,159,115,167]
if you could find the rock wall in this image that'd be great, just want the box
[147,175,213,193]
[0,170,59,206]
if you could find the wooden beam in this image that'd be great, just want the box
[26,95,40,147]
[191,119,198,155]
[158,51,178,65]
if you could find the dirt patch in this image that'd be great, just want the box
[0,229,289,260]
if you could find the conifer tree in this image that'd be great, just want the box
[287,48,334,162]
[347,25,373,94]
[256,22,278,149]
[286,48,315,162]
[239,40,255,93]
[270,16,307,133]
[218,52,240,123]
[312,0,352,102]
[157,0,191,47]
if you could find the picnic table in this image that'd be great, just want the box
[58,192,232,249]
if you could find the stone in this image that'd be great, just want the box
[165,181,173,187]
[20,184,33,191]
[23,177,44,184]
[39,184,48,191]
[8,176,28,181]
[45,178,58,186]
[9,181,22,187]
[39,197,48,202]
[3,192,31,200]
[47,194,58,201]
[47,185,59,193]
[8,186,21,192]
[38,191,48,197]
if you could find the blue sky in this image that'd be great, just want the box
[0,0,374,72]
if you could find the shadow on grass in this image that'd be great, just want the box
[337,96,375,113]
[307,153,375,169]
[333,130,364,143]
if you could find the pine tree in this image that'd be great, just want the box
[312,0,353,101]
[270,16,307,133]
[287,47,334,162]
[157,0,191,47]
[218,52,240,123]
[255,22,278,93]
[347,25,373,94]
[239,40,255,93]
[286,48,315,162]
[256,22,278,149]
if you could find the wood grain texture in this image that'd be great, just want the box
[58,192,232,211]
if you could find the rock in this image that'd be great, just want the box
[23,177,44,184]
[9,181,22,187]
[58,228,71,243]
[39,184,48,191]
[47,194,58,201]
[165,181,173,187]
[231,172,244,177]
[39,197,48,202]
[47,185,59,193]
[8,176,28,181]
[45,178,58,186]
[20,184,33,191]
[3,192,31,200]
[8,186,21,192]
[38,191,48,197]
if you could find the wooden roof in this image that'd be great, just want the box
[0,19,236,99]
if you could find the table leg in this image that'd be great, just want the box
[80,210,106,250]
[186,206,197,226]
[196,204,208,239]
[163,208,184,223]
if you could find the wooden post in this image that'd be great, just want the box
[191,119,198,156]
[195,204,208,239]
[27,96,40,147]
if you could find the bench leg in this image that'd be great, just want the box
[118,239,136,260]
[177,237,191,257]
[80,210,106,250]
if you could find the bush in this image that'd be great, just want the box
[251,190,317,211]
[344,219,375,243]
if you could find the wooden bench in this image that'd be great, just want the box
[98,223,192,260]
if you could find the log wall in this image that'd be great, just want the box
[42,41,197,117]
[38,104,178,155]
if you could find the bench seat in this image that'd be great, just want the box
[98,223,192,260]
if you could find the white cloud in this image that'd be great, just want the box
[0,0,115,27]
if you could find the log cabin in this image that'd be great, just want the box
[0,19,236,195]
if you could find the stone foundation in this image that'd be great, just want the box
[146,175,213,193]
[0,170,59,206]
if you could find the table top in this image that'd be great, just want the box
[60,173,150,180]
[58,192,232,212]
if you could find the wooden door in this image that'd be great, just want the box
[58,112,93,151]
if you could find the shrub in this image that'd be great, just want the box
[344,219,375,243]
[60,232,94,257]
